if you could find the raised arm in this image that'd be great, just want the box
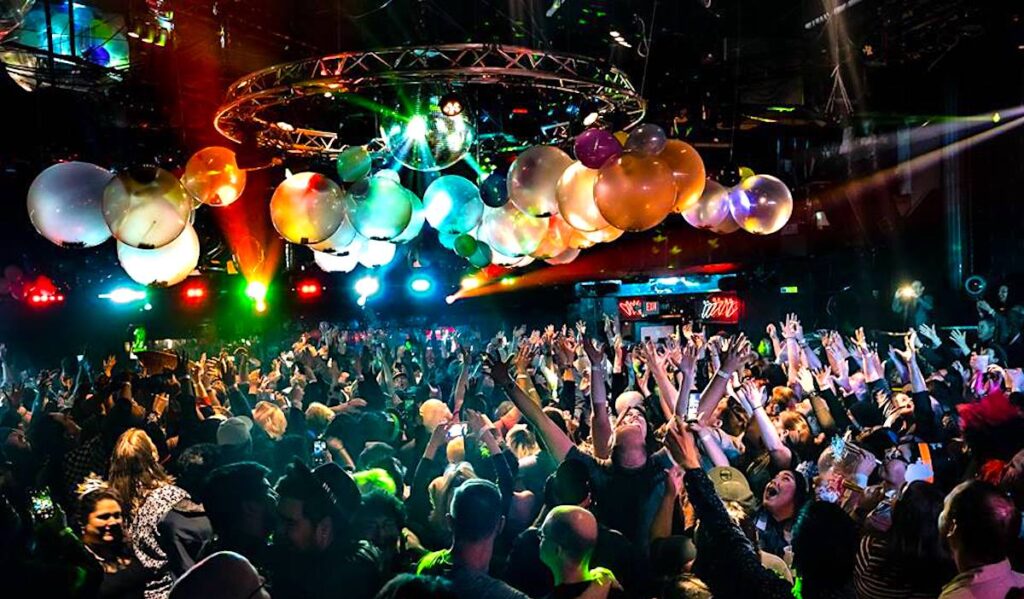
[582,339,613,460]
[736,380,792,469]
[697,334,750,426]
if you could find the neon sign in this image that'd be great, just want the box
[618,299,660,320]
[700,295,743,324]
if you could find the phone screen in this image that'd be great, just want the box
[30,489,55,521]
[447,423,467,439]
[311,439,329,467]
[686,392,700,422]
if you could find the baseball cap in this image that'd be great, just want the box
[614,391,645,417]
[708,466,757,512]
[216,416,253,447]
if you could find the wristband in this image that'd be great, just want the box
[715,370,732,381]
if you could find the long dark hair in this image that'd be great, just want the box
[887,481,956,593]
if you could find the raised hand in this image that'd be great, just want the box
[813,367,835,392]
[581,338,605,367]
[766,323,778,339]
[950,329,971,355]
[575,320,587,337]
[917,323,941,348]
[482,352,515,387]
[796,367,816,392]
[664,418,701,470]
[721,333,751,373]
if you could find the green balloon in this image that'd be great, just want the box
[468,242,493,268]
[337,146,372,183]
[454,233,478,257]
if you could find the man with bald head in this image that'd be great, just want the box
[939,480,1024,598]
[539,506,625,599]
[169,551,269,599]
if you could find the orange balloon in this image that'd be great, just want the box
[594,152,677,232]
[531,214,574,259]
[581,225,623,244]
[556,161,610,233]
[657,140,705,212]
[182,147,247,207]
[567,227,596,249]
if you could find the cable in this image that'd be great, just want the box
[344,0,395,20]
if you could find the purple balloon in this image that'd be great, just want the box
[573,129,623,169]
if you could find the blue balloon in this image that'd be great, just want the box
[422,175,484,235]
[480,174,509,208]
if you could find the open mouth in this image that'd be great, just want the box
[764,484,779,500]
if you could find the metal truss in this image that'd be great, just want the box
[215,43,646,156]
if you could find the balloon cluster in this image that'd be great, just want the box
[26,146,247,286]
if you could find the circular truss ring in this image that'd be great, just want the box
[214,43,646,156]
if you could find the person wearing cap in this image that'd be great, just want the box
[202,462,277,574]
[217,416,254,466]
[270,461,382,599]
[418,478,528,599]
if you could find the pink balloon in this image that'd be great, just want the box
[574,129,623,169]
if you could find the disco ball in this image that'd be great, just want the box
[0,0,34,42]
[381,96,475,172]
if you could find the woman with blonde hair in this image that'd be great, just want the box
[252,400,287,440]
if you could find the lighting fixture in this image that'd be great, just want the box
[355,276,380,306]
[99,287,148,304]
[409,276,433,294]
[439,92,464,117]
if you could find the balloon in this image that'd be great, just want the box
[581,225,624,245]
[545,247,580,265]
[374,169,401,183]
[479,174,509,208]
[357,239,397,268]
[531,214,573,259]
[307,211,358,254]
[556,161,609,233]
[314,249,359,273]
[181,146,246,207]
[491,248,523,266]
[27,161,113,248]
[594,152,676,232]
[613,131,629,145]
[438,230,459,250]
[728,174,793,235]
[508,145,573,217]
[453,234,478,258]
[117,223,199,286]
[625,124,667,156]
[566,227,596,250]
[468,242,492,268]
[423,175,484,234]
[381,99,475,171]
[657,140,706,213]
[103,166,192,249]
[350,177,413,240]
[336,146,372,182]
[392,190,425,244]
[477,203,549,257]
[574,129,622,169]
[269,172,347,245]
[738,166,756,181]
[682,179,730,230]
[711,211,741,235]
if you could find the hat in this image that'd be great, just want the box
[789,469,810,510]
[614,391,645,417]
[313,462,362,515]
[708,466,757,512]
[216,416,253,447]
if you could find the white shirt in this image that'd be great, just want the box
[939,559,1024,599]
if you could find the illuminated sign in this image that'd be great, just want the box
[700,294,743,324]
[618,299,660,320]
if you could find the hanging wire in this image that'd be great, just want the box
[343,0,395,20]
[637,0,658,97]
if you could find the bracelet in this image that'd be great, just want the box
[715,370,733,381]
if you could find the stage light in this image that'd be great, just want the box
[99,287,148,304]
[583,112,600,126]
[24,276,64,307]
[500,278,516,286]
[406,115,428,141]
[355,275,380,306]
[144,303,153,311]
[440,93,464,117]
[409,276,433,294]
[182,281,207,302]
[246,280,269,313]
[296,279,323,298]
[992,112,1002,123]
[461,276,481,291]
[896,284,918,301]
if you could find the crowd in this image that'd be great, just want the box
[3,291,1024,599]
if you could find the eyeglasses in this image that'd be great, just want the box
[884,448,909,464]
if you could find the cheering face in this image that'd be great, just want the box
[763,471,797,514]
[979,320,996,342]
[619,407,648,439]
[83,498,124,548]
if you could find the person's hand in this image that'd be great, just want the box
[781,313,802,341]
[917,324,941,348]
[1007,368,1024,393]
[49,412,81,438]
[796,367,816,392]
[637,365,651,396]
[851,327,868,352]
[575,320,586,337]
[950,329,970,355]
[665,418,701,470]
[0,343,6,361]
[152,393,169,417]
[742,380,766,410]
[721,333,751,373]
[512,325,527,340]
[513,344,533,375]
[581,338,605,368]
[102,355,116,377]
[950,360,969,382]
[978,300,995,316]
[426,420,453,453]
[482,352,515,388]
[766,323,778,339]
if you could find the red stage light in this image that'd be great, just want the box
[296,279,322,298]
[511,107,529,115]
[182,281,208,302]
[24,276,64,307]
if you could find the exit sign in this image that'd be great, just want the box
[618,298,661,320]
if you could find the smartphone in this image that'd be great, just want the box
[311,439,329,467]
[29,489,55,521]
[686,392,700,422]
[76,354,84,362]
[447,423,467,439]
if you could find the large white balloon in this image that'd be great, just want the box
[27,161,113,248]
[357,239,397,268]
[103,167,192,249]
[116,224,200,286]
[314,249,359,273]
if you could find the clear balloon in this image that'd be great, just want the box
[28,161,113,248]
[357,239,397,268]
[454,234,478,258]
[566,227,596,250]
[103,166,192,249]
[545,247,580,265]
[574,129,623,169]
[269,172,347,245]
[556,161,609,233]
[438,230,459,250]
[423,175,484,235]
[625,124,667,156]
[728,174,793,235]
[117,223,199,286]
[711,211,741,235]
[391,189,425,244]
[479,173,509,208]
[468,242,492,268]
[594,152,677,232]
[580,225,624,245]
[491,248,524,266]
[0,0,34,41]
[682,179,730,230]
[336,146,372,183]
[181,146,246,207]
[381,97,475,171]
[531,214,573,259]
[477,203,549,257]
[314,249,359,273]
[374,169,401,183]
[508,145,573,217]
[350,177,413,241]
[307,210,358,254]
[657,140,705,213]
